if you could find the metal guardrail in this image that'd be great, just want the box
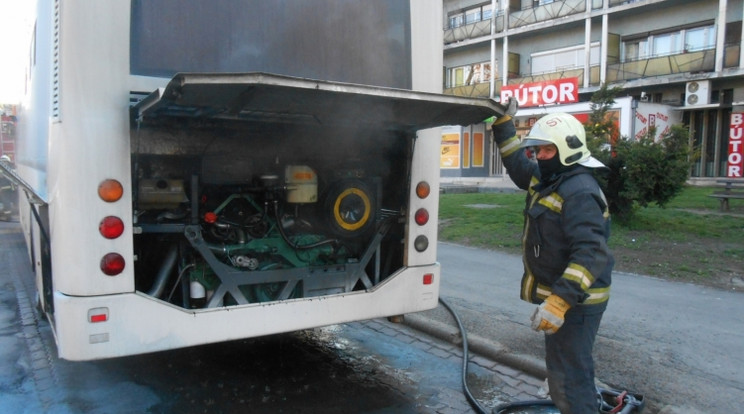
[0,160,46,205]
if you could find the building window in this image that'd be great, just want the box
[623,23,715,61]
[685,26,716,52]
[624,39,649,60]
[448,2,495,29]
[652,32,680,56]
[446,62,493,88]
[531,43,600,75]
[449,14,463,29]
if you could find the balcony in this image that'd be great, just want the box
[444,82,492,98]
[608,0,644,6]
[444,14,504,45]
[606,49,714,82]
[506,66,601,87]
[443,66,604,98]
[509,0,586,29]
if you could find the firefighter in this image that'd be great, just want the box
[491,112,613,414]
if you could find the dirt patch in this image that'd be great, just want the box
[611,235,743,292]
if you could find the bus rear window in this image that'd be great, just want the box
[130,0,412,89]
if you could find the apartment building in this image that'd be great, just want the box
[441,0,744,182]
[0,105,17,161]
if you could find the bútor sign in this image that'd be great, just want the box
[728,113,744,177]
[500,78,579,108]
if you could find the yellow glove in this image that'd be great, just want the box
[530,294,570,334]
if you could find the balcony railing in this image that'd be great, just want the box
[606,49,714,82]
[608,0,642,6]
[444,14,503,45]
[443,82,492,98]
[444,46,737,99]
[443,67,601,98]
[445,50,726,97]
[509,0,585,29]
[506,66,600,87]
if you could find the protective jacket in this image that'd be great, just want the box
[493,121,613,309]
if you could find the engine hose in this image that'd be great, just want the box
[439,297,490,414]
[272,200,338,250]
[147,245,179,298]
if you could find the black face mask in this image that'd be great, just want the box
[537,155,564,182]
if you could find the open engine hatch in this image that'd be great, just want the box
[132,72,505,131]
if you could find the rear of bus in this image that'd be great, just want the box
[17,0,500,360]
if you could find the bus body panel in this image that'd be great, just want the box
[54,264,440,361]
[16,0,505,360]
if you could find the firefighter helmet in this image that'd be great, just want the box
[521,113,604,168]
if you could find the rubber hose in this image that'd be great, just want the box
[147,244,179,298]
[439,297,490,414]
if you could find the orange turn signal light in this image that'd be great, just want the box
[98,179,123,202]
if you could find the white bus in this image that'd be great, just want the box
[13,0,503,360]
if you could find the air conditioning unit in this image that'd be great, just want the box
[685,80,710,106]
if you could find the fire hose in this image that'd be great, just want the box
[439,297,644,414]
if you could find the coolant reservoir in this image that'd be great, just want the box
[285,165,317,203]
[138,179,188,210]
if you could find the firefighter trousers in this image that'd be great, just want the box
[544,305,605,414]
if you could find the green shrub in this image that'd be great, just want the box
[584,86,694,221]
[594,125,693,221]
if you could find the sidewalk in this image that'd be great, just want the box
[439,176,521,194]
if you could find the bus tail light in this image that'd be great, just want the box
[423,273,433,285]
[98,179,123,202]
[100,253,125,276]
[414,208,429,225]
[416,181,430,199]
[99,216,124,239]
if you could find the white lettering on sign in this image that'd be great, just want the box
[728,113,744,177]
[500,78,579,108]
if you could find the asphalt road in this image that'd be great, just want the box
[412,241,744,414]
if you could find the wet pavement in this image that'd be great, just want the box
[0,220,544,413]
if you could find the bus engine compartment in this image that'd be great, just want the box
[132,150,405,310]
[131,103,411,310]
[128,73,501,312]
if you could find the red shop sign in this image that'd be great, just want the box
[728,113,744,177]
[500,78,579,108]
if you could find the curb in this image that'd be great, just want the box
[401,312,546,381]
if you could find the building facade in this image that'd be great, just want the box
[441,0,744,183]
[0,105,17,162]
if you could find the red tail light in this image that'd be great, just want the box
[414,208,429,225]
[100,253,125,276]
[99,216,124,239]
